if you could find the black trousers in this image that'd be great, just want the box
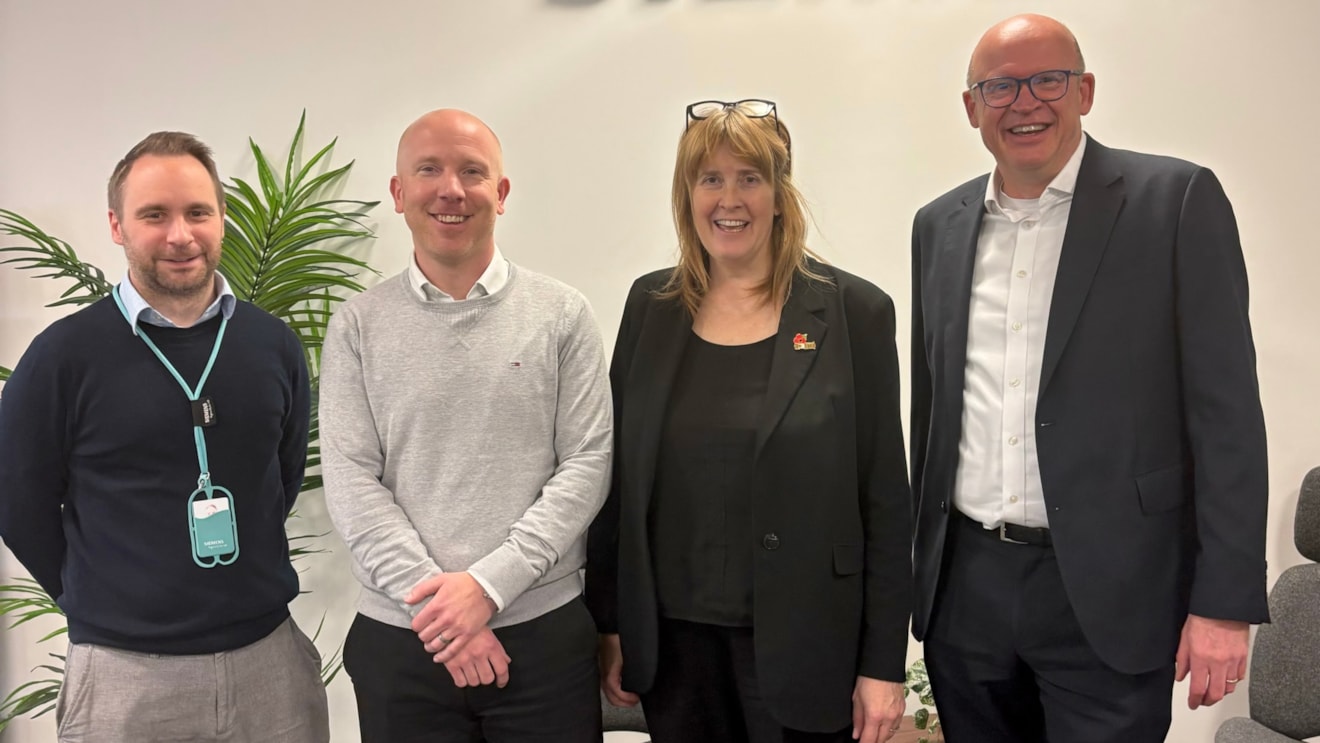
[641,618,852,743]
[923,512,1174,743]
[344,598,602,743]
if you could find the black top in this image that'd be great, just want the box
[587,263,915,729]
[650,331,774,626]
[0,296,310,654]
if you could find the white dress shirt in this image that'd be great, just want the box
[406,247,509,303]
[954,137,1088,529]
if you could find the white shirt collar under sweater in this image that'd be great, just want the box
[406,247,509,303]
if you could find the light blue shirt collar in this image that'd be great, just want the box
[117,272,236,335]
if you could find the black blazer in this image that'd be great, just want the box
[586,262,912,732]
[909,136,1270,675]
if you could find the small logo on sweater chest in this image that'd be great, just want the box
[508,361,521,368]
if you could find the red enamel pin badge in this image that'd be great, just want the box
[792,333,816,351]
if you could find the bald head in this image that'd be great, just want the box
[967,14,1085,87]
[390,108,511,288]
[396,109,504,177]
[960,13,1095,199]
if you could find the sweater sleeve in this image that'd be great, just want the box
[0,330,72,600]
[279,326,311,517]
[320,305,443,614]
[468,294,613,607]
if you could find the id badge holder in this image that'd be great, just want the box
[188,481,239,568]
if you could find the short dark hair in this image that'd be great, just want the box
[107,131,225,216]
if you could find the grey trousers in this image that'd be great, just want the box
[56,617,330,743]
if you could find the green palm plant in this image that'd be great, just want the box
[0,112,378,731]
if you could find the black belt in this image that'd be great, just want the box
[954,509,1052,547]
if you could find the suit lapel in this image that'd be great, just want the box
[937,186,985,410]
[631,296,690,512]
[1040,138,1125,393]
[754,275,828,461]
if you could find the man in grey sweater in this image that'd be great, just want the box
[320,109,612,743]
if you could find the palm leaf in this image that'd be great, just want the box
[0,673,61,731]
[0,578,64,628]
[308,614,346,687]
[220,111,379,375]
[0,582,66,730]
[0,209,112,307]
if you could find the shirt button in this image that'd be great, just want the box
[1009,495,1019,504]
[1008,436,1020,446]
[1011,322,1023,332]
[1023,221,1036,230]
[1010,378,1021,388]
[762,533,780,551]
[1016,270,1028,278]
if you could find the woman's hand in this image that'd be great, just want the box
[851,675,906,742]
[598,633,641,707]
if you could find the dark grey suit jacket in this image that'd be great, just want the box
[587,262,912,732]
[909,136,1269,674]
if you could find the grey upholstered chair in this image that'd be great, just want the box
[1215,466,1320,743]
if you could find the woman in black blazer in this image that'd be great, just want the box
[585,100,913,743]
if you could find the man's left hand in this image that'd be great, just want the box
[406,572,495,661]
[1175,613,1249,710]
[851,675,905,743]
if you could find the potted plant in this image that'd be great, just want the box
[901,658,942,743]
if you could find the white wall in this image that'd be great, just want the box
[2,0,1318,740]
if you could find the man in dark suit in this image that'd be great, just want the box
[909,14,1269,742]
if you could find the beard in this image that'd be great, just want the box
[131,252,220,299]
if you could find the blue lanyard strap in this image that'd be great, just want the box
[111,285,229,484]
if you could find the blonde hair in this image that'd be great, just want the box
[659,106,824,316]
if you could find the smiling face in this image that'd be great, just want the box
[963,15,1094,198]
[391,110,510,276]
[109,154,223,304]
[690,145,779,275]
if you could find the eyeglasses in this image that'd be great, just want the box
[970,70,1083,108]
[684,99,792,164]
[686,99,778,127]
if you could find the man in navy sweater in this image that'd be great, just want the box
[0,131,328,742]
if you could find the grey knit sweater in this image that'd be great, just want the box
[320,264,612,629]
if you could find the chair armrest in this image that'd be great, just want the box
[1216,716,1303,743]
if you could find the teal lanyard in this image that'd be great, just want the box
[112,285,237,567]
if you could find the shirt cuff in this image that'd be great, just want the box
[468,570,506,614]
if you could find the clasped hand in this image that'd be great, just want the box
[406,572,508,688]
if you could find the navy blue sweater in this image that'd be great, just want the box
[0,296,309,654]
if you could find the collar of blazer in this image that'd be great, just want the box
[628,265,832,495]
[940,134,1127,396]
[755,268,830,459]
[1040,135,1125,392]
